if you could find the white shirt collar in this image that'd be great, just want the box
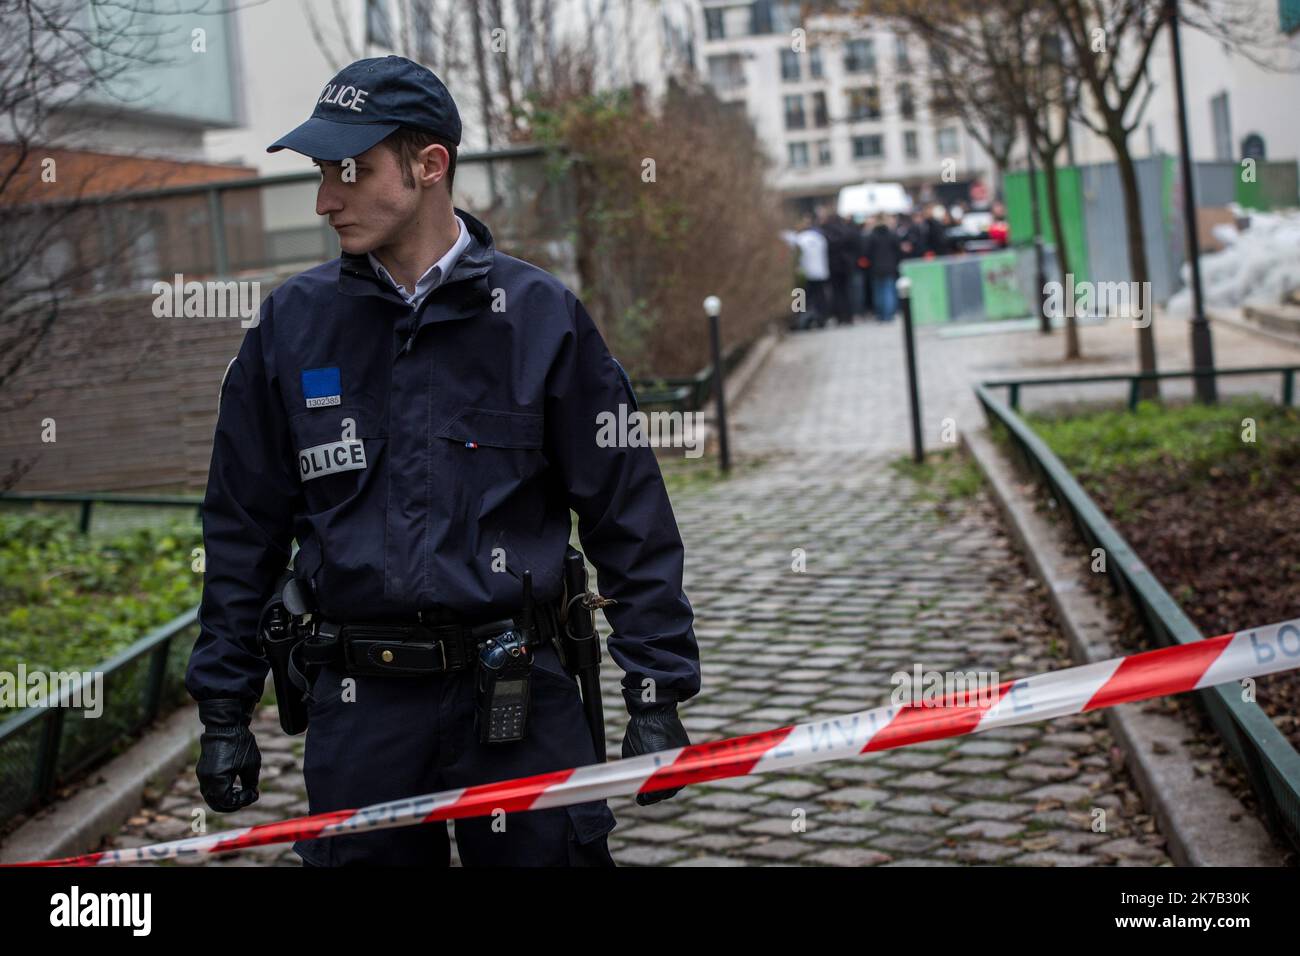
[367,214,470,310]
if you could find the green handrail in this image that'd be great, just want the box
[0,609,198,822]
[984,365,1300,411]
[0,492,203,534]
[974,380,1300,851]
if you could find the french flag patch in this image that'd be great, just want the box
[302,367,341,408]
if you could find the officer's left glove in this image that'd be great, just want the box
[621,688,691,806]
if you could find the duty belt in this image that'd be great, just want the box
[301,601,562,677]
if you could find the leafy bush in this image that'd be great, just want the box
[531,83,793,377]
[0,512,202,674]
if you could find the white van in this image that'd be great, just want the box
[837,182,913,222]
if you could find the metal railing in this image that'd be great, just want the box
[634,340,750,411]
[0,610,199,826]
[0,492,203,534]
[975,370,1300,852]
[984,365,1298,413]
[6,144,573,299]
[0,493,204,825]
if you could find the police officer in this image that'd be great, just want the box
[186,56,701,866]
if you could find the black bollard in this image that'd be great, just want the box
[898,277,924,464]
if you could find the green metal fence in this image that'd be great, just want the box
[0,492,203,534]
[0,493,203,827]
[633,340,751,411]
[987,365,1297,413]
[975,368,1300,852]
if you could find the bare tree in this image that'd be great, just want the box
[0,0,234,489]
[865,0,1084,357]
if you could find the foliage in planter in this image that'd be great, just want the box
[0,513,202,675]
[1027,399,1297,519]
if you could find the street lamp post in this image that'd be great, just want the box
[703,295,731,473]
[1168,0,1217,403]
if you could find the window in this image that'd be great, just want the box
[705,8,725,40]
[847,86,881,121]
[781,48,801,81]
[784,94,806,130]
[930,77,959,116]
[852,134,884,159]
[1210,91,1233,162]
[414,3,436,65]
[809,44,824,79]
[904,130,919,159]
[708,54,746,91]
[773,0,803,32]
[898,82,915,120]
[750,0,774,35]
[366,0,394,48]
[788,142,810,168]
[844,38,875,73]
[812,91,828,127]
[816,140,832,166]
[936,126,959,156]
[895,34,911,72]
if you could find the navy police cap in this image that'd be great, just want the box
[267,55,461,161]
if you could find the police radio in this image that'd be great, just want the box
[475,572,537,744]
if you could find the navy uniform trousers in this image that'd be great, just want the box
[292,640,616,866]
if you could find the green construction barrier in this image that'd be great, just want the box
[979,250,1029,319]
[1236,160,1300,211]
[1004,167,1090,284]
[900,259,949,324]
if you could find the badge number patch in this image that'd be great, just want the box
[299,439,367,481]
[302,367,341,408]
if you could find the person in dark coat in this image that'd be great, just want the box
[820,210,857,326]
[190,55,699,868]
[862,217,903,322]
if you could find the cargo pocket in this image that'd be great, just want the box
[565,799,617,866]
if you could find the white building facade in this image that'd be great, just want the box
[695,0,992,213]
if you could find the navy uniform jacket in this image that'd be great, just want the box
[186,208,701,709]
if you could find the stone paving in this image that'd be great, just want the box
[105,313,1296,866]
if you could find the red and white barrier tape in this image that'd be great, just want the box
[6,616,1298,867]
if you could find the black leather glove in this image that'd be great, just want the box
[196,697,262,812]
[621,688,691,806]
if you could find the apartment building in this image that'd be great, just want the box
[696,0,991,213]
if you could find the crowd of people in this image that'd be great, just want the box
[783,203,1004,330]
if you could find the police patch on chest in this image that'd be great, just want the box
[298,438,367,481]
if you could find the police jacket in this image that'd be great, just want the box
[186,208,701,709]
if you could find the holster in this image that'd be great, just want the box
[258,570,312,736]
